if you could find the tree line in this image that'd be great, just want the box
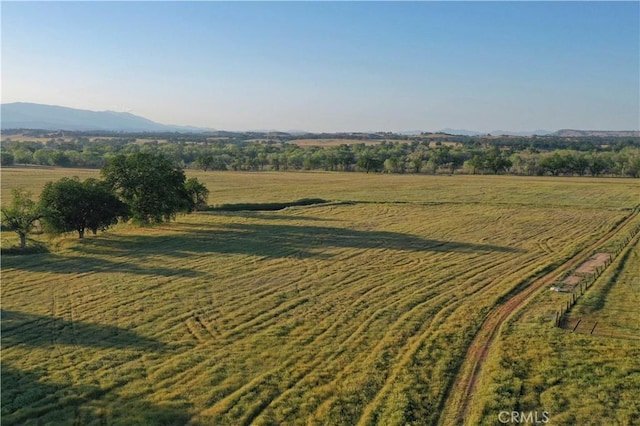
[1,153,208,249]
[1,133,639,177]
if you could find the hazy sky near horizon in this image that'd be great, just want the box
[2,1,639,132]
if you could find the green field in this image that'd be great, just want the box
[464,215,640,426]
[2,169,639,425]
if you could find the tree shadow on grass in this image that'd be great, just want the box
[1,309,166,351]
[1,247,205,277]
[180,222,524,258]
[2,311,188,424]
[2,223,522,275]
[1,363,192,426]
[69,222,523,261]
[202,210,338,222]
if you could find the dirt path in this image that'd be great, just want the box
[437,207,640,426]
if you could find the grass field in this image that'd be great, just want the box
[458,224,640,425]
[2,169,639,425]
[563,233,640,339]
[467,216,640,425]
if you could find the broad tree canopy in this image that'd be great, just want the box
[40,177,125,238]
[1,188,41,248]
[102,153,192,224]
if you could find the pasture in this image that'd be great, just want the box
[463,212,640,426]
[2,169,639,425]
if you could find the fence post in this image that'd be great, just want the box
[572,319,581,332]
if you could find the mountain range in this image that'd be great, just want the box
[0,102,213,132]
[1,103,637,137]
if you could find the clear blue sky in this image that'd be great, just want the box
[2,1,639,132]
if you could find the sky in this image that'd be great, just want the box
[2,1,639,133]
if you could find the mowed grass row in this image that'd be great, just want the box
[2,170,639,424]
[469,215,640,426]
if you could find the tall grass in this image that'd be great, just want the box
[1,168,638,424]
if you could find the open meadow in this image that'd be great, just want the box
[2,168,639,425]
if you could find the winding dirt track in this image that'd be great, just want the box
[437,207,640,426]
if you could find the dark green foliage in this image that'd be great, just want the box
[467,155,485,174]
[539,152,569,176]
[1,151,15,166]
[83,179,129,234]
[194,154,228,171]
[483,148,513,174]
[39,177,125,238]
[1,188,41,248]
[101,153,192,224]
[1,130,639,177]
[194,154,214,171]
[357,152,384,173]
[184,177,210,211]
[209,198,327,212]
[588,154,611,177]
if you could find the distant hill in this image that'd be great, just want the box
[438,128,483,136]
[0,102,213,132]
[439,128,554,137]
[553,129,640,137]
[490,129,553,136]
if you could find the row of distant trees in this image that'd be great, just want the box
[1,153,209,249]
[1,137,639,177]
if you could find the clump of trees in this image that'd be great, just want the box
[102,153,196,224]
[2,131,638,177]
[1,154,209,249]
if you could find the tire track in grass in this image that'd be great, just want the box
[211,252,380,338]
[49,285,67,359]
[302,255,527,423]
[20,222,534,423]
[437,207,640,426]
[537,236,555,255]
[338,253,552,424]
[262,250,537,422]
[187,257,317,321]
[166,235,584,414]
[36,212,592,420]
[155,284,322,392]
[188,258,450,420]
[355,257,548,425]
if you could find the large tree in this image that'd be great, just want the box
[102,153,193,224]
[40,177,126,239]
[1,188,41,248]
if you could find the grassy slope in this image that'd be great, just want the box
[1,169,639,425]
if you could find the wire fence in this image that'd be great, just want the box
[554,220,640,337]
